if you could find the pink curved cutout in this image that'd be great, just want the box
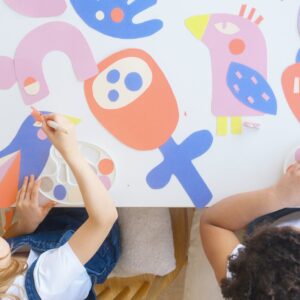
[0,57,16,89]
[14,22,98,105]
[4,0,66,17]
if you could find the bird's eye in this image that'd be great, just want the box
[214,22,240,35]
[92,57,153,110]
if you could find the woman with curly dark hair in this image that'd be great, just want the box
[200,162,300,300]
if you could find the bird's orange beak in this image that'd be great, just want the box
[185,14,211,40]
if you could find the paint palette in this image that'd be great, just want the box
[39,142,116,205]
[283,145,300,173]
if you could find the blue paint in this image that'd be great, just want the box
[0,112,52,189]
[227,62,277,115]
[146,131,213,208]
[125,72,143,91]
[70,0,163,39]
[296,49,300,63]
[53,184,67,200]
[108,89,119,102]
[107,69,120,83]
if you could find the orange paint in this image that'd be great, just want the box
[229,39,245,55]
[84,49,179,150]
[31,106,43,122]
[282,63,300,122]
[4,208,15,231]
[98,159,114,175]
[24,76,36,87]
[0,152,21,208]
[111,7,124,23]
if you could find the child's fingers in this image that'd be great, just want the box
[44,113,62,124]
[41,118,53,135]
[25,175,35,201]
[31,179,41,204]
[43,113,55,120]
[18,176,29,203]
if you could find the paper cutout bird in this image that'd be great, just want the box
[0,111,80,208]
[185,5,277,135]
[0,112,51,207]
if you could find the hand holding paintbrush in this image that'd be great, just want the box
[31,107,69,134]
[31,107,80,157]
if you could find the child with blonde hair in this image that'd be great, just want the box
[0,114,120,300]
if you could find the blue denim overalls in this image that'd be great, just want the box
[247,207,300,234]
[7,208,121,300]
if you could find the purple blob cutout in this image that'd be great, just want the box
[53,184,67,200]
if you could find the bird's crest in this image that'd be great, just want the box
[239,4,264,26]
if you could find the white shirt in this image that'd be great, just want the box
[227,211,300,278]
[5,242,92,300]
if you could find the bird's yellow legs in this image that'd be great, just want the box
[231,117,242,135]
[216,116,242,136]
[216,117,228,136]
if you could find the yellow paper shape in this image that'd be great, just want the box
[216,117,228,136]
[185,15,210,40]
[64,115,81,125]
[231,117,242,135]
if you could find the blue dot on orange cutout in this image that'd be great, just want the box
[54,185,66,201]
[108,89,119,102]
[107,69,120,84]
[125,72,143,91]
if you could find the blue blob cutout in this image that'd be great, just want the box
[53,184,67,201]
[107,69,120,83]
[227,62,277,115]
[125,72,143,91]
[146,131,214,208]
[108,89,119,102]
[70,0,163,39]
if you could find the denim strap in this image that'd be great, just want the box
[25,259,41,300]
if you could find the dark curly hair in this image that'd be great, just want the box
[221,225,300,300]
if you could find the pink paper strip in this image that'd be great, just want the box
[4,0,66,17]
[14,22,98,105]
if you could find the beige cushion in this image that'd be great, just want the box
[110,208,176,277]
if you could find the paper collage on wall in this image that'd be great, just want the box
[0,1,298,207]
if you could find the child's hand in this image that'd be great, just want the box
[42,113,79,159]
[15,176,55,234]
[274,162,300,207]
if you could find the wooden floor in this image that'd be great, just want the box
[157,266,186,300]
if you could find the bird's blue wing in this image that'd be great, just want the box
[227,62,277,115]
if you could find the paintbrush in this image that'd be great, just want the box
[31,107,69,134]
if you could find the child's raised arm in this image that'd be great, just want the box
[200,163,300,282]
[42,114,118,265]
